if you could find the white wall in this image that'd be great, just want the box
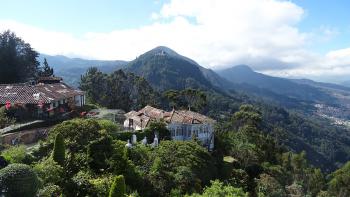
[167,123,214,150]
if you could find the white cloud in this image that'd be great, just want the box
[0,0,349,81]
[327,48,350,59]
[264,47,350,79]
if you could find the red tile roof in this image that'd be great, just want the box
[125,105,215,129]
[169,110,216,124]
[0,83,84,105]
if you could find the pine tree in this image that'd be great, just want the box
[109,175,126,197]
[39,58,54,77]
[52,133,65,166]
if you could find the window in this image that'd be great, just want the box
[129,119,133,128]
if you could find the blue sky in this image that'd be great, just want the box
[1,0,348,54]
[1,0,350,81]
[292,0,350,53]
[0,0,165,34]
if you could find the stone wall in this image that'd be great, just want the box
[1,127,49,145]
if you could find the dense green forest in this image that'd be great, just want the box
[75,44,350,171]
[1,107,350,196]
[116,46,350,171]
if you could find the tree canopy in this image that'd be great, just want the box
[0,30,39,83]
[328,161,350,196]
[80,68,159,111]
[38,58,54,77]
[163,88,207,112]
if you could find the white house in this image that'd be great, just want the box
[124,105,215,150]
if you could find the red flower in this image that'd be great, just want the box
[5,101,11,110]
[38,100,44,108]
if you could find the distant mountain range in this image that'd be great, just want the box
[217,65,350,120]
[40,47,350,119]
[341,80,350,87]
[41,46,350,171]
[38,54,127,86]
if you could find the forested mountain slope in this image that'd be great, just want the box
[48,46,350,171]
[217,65,350,121]
[217,65,335,105]
[124,46,215,91]
[120,47,350,171]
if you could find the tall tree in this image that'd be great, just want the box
[0,30,39,83]
[181,88,207,111]
[232,104,262,129]
[80,67,107,104]
[163,89,207,112]
[52,133,65,166]
[38,58,54,77]
[80,68,158,111]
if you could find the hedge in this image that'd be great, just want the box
[0,163,40,197]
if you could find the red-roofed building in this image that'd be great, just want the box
[0,81,85,119]
[124,105,215,150]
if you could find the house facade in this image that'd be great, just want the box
[124,105,215,150]
[0,78,85,119]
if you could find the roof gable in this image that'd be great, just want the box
[125,106,215,129]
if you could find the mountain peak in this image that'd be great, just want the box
[147,46,179,57]
[140,46,199,66]
[125,46,213,91]
[231,65,254,72]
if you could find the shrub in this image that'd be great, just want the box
[0,163,40,197]
[98,119,122,135]
[0,106,14,129]
[255,173,286,197]
[144,120,170,141]
[0,155,8,169]
[149,141,217,195]
[33,158,63,186]
[64,171,95,196]
[90,176,113,196]
[115,132,146,142]
[109,175,126,197]
[37,184,61,197]
[1,145,30,164]
[49,118,101,152]
[87,135,114,171]
[52,133,65,166]
[229,168,249,191]
[186,180,247,197]
[82,103,99,112]
[109,140,129,174]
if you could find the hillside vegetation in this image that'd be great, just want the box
[2,31,350,196]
